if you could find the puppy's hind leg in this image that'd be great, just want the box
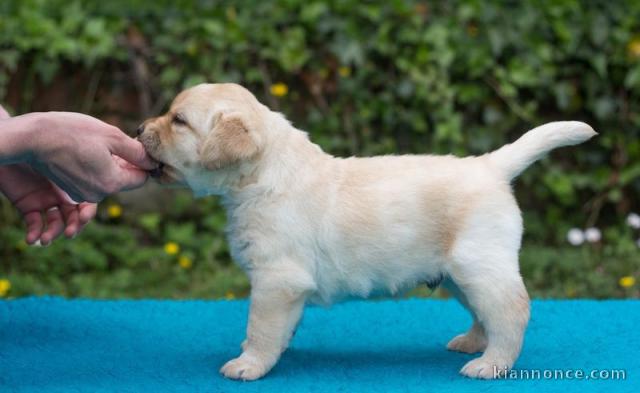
[448,250,530,379]
[220,263,315,381]
[443,279,487,354]
[446,203,530,379]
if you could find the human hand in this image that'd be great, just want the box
[0,106,97,244]
[24,112,157,202]
[0,164,97,244]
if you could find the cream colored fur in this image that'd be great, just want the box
[138,83,597,381]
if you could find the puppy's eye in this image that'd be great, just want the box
[172,113,188,126]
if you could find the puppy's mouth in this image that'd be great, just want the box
[148,162,165,178]
[145,153,171,181]
[140,144,183,185]
[145,158,182,185]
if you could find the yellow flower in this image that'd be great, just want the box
[619,276,636,288]
[338,66,351,77]
[164,242,180,255]
[15,240,27,251]
[270,83,288,97]
[0,279,11,297]
[107,204,122,218]
[628,38,640,58]
[178,255,193,269]
[224,291,236,300]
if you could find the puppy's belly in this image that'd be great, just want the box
[310,245,446,305]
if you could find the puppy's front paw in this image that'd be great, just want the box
[460,357,510,379]
[220,353,268,381]
[447,333,486,354]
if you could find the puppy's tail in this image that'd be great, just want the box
[488,121,597,181]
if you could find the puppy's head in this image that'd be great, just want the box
[138,83,267,194]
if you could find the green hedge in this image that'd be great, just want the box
[0,0,639,299]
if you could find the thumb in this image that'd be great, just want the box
[114,166,149,191]
[109,135,157,170]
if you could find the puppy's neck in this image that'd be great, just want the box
[223,112,332,203]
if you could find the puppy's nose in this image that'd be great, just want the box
[136,124,146,136]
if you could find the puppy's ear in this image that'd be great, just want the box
[199,112,259,170]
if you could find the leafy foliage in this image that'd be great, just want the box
[0,0,639,299]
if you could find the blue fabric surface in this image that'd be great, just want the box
[0,298,637,393]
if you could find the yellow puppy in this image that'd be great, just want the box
[138,83,596,381]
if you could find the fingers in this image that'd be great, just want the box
[23,203,96,245]
[120,169,149,191]
[109,136,157,170]
[78,203,97,226]
[40,207,65,246]
[24,211,43,244]
[61,205,80,238]
[113,159,149,191]
[61,203,96,238]
[34,202,96,242]
[14,179,99,244]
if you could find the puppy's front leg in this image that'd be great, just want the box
[220,267,314,381]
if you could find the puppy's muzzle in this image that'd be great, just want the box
[136,123,164,178]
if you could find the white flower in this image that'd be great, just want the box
[567,228,585,246]
[584,227,601,243]
[627,213,640,229]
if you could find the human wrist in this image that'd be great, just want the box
[0,112,46,165]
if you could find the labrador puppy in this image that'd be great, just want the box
[138,83,596,380]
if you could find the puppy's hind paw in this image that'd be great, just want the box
[460,357,510,379]
[447,333,487,354]
[220,353,268,381]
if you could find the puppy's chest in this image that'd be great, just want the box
[224,221,265,271]
[224,207,311,271]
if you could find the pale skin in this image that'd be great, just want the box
[0,105,156,245]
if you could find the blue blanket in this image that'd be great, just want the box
[0,298,637,392]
